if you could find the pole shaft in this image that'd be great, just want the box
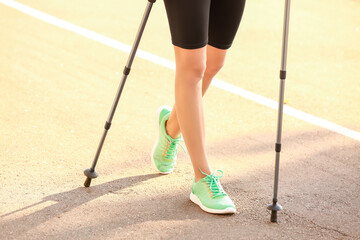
[281,0,291,72]
[87,2,154,173]
[107,1,153,123]
[90,129,108,170]
[275,80,286,144]
[271,0,291,216]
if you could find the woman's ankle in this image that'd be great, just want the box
[194,167,212,182]
[165,120,181,139]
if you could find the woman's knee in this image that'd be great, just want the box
[204,45,227,77]
[182,61,206,80]
[204,60,225,77]
[174,47,207,81]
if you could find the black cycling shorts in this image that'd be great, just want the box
[164,0,246,50]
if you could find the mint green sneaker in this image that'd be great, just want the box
[190,169,236,214]
[151,106,186,174]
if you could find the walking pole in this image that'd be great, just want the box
[83,0,156,187]
[267,0,291,222]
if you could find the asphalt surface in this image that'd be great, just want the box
[0,0,359,239]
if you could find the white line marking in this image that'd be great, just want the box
[212,80,360,141]
[1,0,359,141]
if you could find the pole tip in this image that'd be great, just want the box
[84,177,92,187]
[270,210,278,223]
[267,202,282,223]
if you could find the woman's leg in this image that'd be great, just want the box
[166,45,227,138]
[171,46,208,181]
[165,45,228,181]
[202,45,228,95]
[166,45,227,137]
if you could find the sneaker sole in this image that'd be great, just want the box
[190,193,236,214]
[151,105,173,175]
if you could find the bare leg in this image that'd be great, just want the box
[166,45,227,139]
[165,45,228,181]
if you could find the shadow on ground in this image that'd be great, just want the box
[0,174,161,236]
[1,129,359,239]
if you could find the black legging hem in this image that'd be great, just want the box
[164,0,246,50]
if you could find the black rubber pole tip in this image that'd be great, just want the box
[267,202,282,223]
[84,177,92,187]
[83,168,98,188]
[271,210,278,223]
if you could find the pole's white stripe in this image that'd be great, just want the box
[1,0,359,141]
